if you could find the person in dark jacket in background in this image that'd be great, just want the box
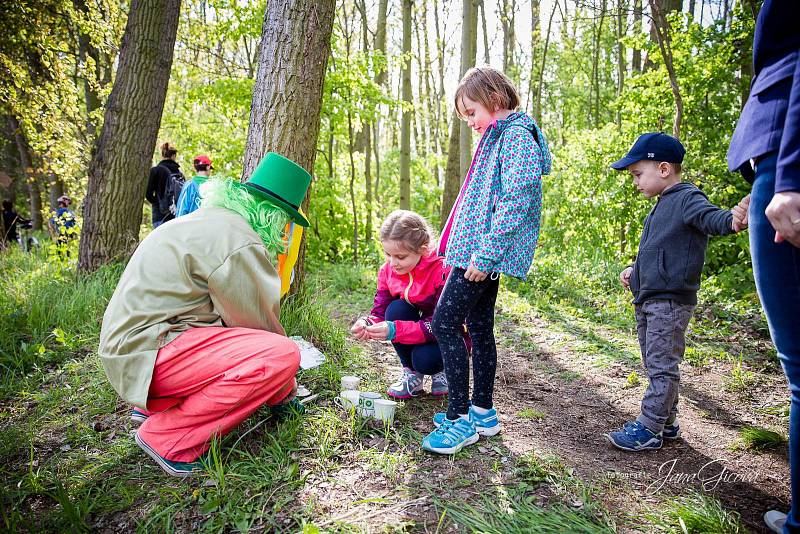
[606,133,749,452]
[146,143,184,228]
[727,1,800,531]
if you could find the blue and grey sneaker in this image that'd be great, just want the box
[134,431,204,477]
[131,408,149,425]
[624,419,680,440]
[430,371,448,396]
[387,367,424,400]
[606,421,662,451]
[433,405,502,437]
[422,417,479,454]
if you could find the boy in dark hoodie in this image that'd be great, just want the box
[606,132,751,451]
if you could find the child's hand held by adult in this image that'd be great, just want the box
[620,266,632,290]
[731,194,751,232]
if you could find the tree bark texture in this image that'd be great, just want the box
[649,0,683,138]
[440,112,462,230]
[242,0,335,291]
[399,0,412,210]
[632,0,642,71]
[78,0,182,271]
[459,0,478,178]
[10,117,43,231]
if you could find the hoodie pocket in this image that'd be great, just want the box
[636,248,669,290]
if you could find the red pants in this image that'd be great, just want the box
[137,327,299,462]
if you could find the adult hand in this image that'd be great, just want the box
[464,264,488,282]
[766,191,800,247]
[365,322,390,340]
[620,266,633,290]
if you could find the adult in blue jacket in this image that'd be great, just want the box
[727,1,800,532]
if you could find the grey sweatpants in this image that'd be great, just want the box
[634,299,696,433]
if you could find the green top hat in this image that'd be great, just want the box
[244,152,311,227]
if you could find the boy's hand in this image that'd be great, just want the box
[464,264,488,282]
[350,318,370,340]
[619,267,633,290]
[767,191,800,247]
[365,322,390,340]
[731,194,751,232]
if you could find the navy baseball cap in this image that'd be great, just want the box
[610,132,686,170]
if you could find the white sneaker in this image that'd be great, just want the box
[387,367,423,399]
[765,510,788,534]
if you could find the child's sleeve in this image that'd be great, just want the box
[682,189,735,236]
[367,264,393,323]
[472,128,543,273]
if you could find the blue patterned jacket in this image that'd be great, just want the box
[440,112,551,279]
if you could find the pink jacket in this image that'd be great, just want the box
[368,251,449,345]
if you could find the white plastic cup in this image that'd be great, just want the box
[334,389,360,410]
[373,398,398,424]
[357,391,382,417]
[341,375,361,391]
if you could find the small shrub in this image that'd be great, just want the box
[739,425,787,451]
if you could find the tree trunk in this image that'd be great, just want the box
[459,0,478,178]
[373,0,389,208]
[527,0,541,113]
[9,117,43,231]
[347,111,359,262]
[616,0,626,129]
[479,0,490,65]
[649,0,683,138]
[440,112,462,230]
[242,0,335,291]
[399,0,412,210]
[78,0,182,271]
[500,0,517,77]
[589,0,607,127]
[534,0,558,120]
[632,0,642,71]
[73,0,108,142]
[49,174,65,212]
[356,0,373,243]
[688,0,696,17]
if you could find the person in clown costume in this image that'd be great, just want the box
[99,152,310,477]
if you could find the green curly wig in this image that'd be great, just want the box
[200,178,288,255]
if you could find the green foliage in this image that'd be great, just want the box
[0,246,120,398]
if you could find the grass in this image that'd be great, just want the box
[437,493,614,534]
[739,426,787,451]
[648,492,748,533]
[0,250,782,531]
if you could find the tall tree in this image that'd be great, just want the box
[241,0,335,287]
[632,0,643,71]
[78,0,182,271]
[649,0,683,137]
[441,0,478,226]
[399,0,413,210]
[459,0,478,177]
[372,0,389,207]
[8,117,43,231]
[499,0,517,77]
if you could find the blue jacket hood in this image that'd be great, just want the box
[490,112,552,175]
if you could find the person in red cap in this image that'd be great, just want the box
[176,154,213,217]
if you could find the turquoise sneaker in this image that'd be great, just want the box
[422,417,479,454]
[135,431,204,477]
[433,405,501,437]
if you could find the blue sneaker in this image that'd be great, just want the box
[131,408,149,425]
[606,421,662,451]
[624,419,681,440]
[433,406,502,437]
[422,417,479,454]
[134,431,204,477]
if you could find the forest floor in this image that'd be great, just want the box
[0,260,791,533]
[306,267,790,533]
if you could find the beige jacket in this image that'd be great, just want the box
[98,207,284,408]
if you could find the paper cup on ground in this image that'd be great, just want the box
[358,391,382,417]
[334,390,360,411]
[373,398,397,424]
[341,375,361,390]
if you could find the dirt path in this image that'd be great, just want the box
[311,303,790,533]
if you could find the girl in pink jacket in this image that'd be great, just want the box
[351,210,451,399]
